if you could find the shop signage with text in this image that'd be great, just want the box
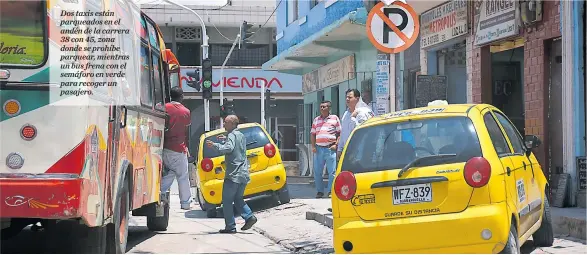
[474,0,519,46]
[420,0,468,49]
[180,67,302,93]
[302,54,356,94]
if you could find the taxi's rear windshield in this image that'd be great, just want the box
[0,0,47,67]
[202,126,271,159]
[340,116,482,174]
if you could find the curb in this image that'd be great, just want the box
[552,214,587,240]
[305,211,333,229]
[252,226,298,252]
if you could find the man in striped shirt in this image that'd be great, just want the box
[311,101,341,198]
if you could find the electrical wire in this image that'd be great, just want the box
[246,0,281,41]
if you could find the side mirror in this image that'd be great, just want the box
[188,156,196,164]
[524,135,541,156]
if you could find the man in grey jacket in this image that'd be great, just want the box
[206,115,257,233]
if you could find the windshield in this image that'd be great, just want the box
[340,116,482,174]
[0,0,46,67]
[202,126,271,159]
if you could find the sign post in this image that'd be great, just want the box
[367,1,419,114]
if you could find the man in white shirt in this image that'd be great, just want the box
[337,89,374,159]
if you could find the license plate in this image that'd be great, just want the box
[392,183,432,205]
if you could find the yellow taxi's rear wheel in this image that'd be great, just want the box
[276,182,291,204]
[197,187,218,218]
[532,195,554,247]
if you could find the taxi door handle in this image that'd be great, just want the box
[247,153,258,158]
[506,167,511,176]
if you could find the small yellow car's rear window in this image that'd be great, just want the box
[341,116,483,174]
[202,126,271,158]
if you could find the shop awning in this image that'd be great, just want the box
[262,8,369,75]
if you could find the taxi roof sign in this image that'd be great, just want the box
[367,1,419,54]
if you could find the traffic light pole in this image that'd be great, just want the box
[163,0,210,131]
[261,80,266,128]
[219,24,242,128]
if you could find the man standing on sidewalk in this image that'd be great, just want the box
[337,89,374,160]
[311,101,341,198]
[206,115,257,233]
[161,86,193,210]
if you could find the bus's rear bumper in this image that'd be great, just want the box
[0,174,82,219]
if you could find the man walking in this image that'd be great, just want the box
[206,115,257,233]
[337,89,374,160]
[310,101,341,198]
[161,86,192,210]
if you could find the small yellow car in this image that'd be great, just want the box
[195,122,290,218]
[332,104,553,254]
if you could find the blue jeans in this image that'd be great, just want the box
[222,179,254,230]
[313,146,337,194]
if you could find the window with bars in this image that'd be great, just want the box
[176,42,200,66]
[210,44,270,67]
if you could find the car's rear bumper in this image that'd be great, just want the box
[0,175,82,219]
[201,164,287,205]
[333,202,510,254]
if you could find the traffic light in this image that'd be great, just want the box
[185,69,201,91]
[240,21,254,48]
[220,98,235,118]
[264,89,277,116]
[201,58,213,99]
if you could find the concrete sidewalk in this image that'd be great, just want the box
[305,199,587,241]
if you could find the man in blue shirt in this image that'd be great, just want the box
[206,115,257,233]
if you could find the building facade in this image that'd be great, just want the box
[141,1,304,161]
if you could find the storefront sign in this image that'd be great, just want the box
[578,157,586,190]
[474,0,519,46]
[180,67,302,93]
[375,54,390,115]
[319,54,356,89]
[420,0,468,49]
[302,54,356,94]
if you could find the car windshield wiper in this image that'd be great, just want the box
[246,140,257,146]
[397,154,457,178]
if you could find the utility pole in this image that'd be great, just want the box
[163,0,210,131]
[260,80,266,128]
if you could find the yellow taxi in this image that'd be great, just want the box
[332,104,553,254]
[195,122,290,218]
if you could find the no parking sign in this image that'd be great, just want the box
[367,1,420,54]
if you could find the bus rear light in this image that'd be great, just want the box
[3,99,21,117]
[200,158,214,172]
[0,69,10,79]
[20,124,37,141]
[6,152,24,170]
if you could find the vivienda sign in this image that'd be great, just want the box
[180,67,302,93]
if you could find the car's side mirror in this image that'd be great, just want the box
[188,156,196,164]
[524,135,541,156]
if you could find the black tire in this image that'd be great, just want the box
[106,178,130,254]
[147,192,170,231]
[206,207,217,218]
[500,224,520,254]
[532,195,554,247]
[197,187,206,211]
[46,220,107,253]
[277,184,291,204]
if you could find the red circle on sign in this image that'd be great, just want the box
[366,1,420,54]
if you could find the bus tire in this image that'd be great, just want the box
[147,201,170,231]
[107,178,130,254]
[46,220,107,253]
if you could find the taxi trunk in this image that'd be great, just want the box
[333,115,495,252]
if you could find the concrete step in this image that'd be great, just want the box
[551,207,586,240]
